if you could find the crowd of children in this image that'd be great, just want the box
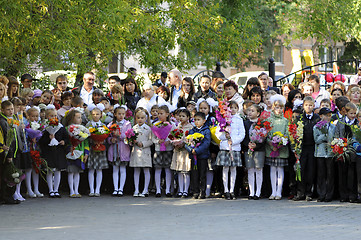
[2,72,361,205]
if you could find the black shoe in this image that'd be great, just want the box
[193,193,199,199]
[306,196,313,201]
[155,193,161,198]
[4,198,20,204]
[182,192,188,198]
[199,193,206,199]
[230,193,236,200]
[225,192,231,200]
[176,192,183,198]
[317,198,325,202]
[253,196,260,200]
[165,193,172,198]
[340,198,348,202]
[248,196,254,200]
[349,198,357,203]
[324,198,332,202]
[293,196,305,201]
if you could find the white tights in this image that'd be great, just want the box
[155,168,171,194]
[134,167,150,194]
[206,170,213,196]
[47,170,61,193]
[270,166,284,197]
[247,168,263,197]
[25,168,41,195]
[113,165,126,192]
[68,172,80,195]
[88,169,103,194]
[222,167,237,193]
[177,172,190,193]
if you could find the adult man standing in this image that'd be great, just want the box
[258,72,280,93]
[20,74,34,89]
[72,72,97,106]
[168,69,182,109]
[136,83,168,114]
[309,75,330,106]
[153,72,168,89]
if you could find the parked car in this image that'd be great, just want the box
[228,71,288,90]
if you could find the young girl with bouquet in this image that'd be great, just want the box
[129,108,153,197]
[64,109,90,198]
[39,105,69,198]
[170,108,193,198]
[107,105,131,197]
[265,95,289,200]
[86,103,109,197]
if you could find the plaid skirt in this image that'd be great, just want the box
[216,150,242,167]
[265,157,288,167]
[245,151,265,169]
[87,150,109,170]
[153,151,173,168]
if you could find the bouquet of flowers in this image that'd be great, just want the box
[2,161,25,187]
[185,133,204,169]
[4,118,20,158]
[151,121,173,151]
[168,128,189,145]
[315,120,328,134]
[269,131,288,158]
[209,118,220,145]
[89,125,110,152]
[25,121,44,141]
[215,98,233,159]
[66,124,90,159]
[124,128,139,145]
[109,123,121,135]
[330,138,356,162]
[350,125,361,143]
[44,117,62,146]
[125,109,134,123]
[30,149,50,176]
[248,119,272,157]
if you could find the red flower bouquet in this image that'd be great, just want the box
[89,126,110,152]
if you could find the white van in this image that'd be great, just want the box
[228,71,288,90]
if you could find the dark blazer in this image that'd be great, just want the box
[177,93,196,108]
[266,86,280,94]
[242,119,266,152]
[194,89,217,101]
[298,112,320,147]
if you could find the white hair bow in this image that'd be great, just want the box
[293,99,303,111]
[45,104,56,110]
[87,103,105,112]
[196,98,218,113]
[269,94,286,106]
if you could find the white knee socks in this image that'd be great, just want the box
[119,166,126,192]
[155,168,162,194]
[270,166,284,197]
[25,168,34,195]
[206,170,213,196]
[178,173,184,193]
[184,173,190,194]
[223,167,229,193]
[113,165,119,191]
[88,169,95,194]
[74,173,80,195]
[68,173,74,195]
[134,167,140,193]
[53,171,61,193]
[47,172,54,193]
[143,168,150,194]
[95,170,103,194]
[165,168,171,194]
[248,168,255,196]
[255,168,263,197]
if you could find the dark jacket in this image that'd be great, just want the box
[0,114,22,159]
[71,85,97,97]
[124,92,141,111]
[39,126,70,170]
[298,112,320,147]
[242,119,266,152]
[266,86,280,94]
[186,124,211,160]
[177,93,197,108]
[194,89,217,102]
[204,115,216,128]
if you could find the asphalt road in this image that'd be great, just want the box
[0,196,360,240]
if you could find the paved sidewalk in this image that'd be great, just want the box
[0,196,360,240]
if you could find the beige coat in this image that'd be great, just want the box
[129,124,153,168]
[170,122,194,172]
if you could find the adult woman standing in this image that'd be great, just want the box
[177,77,196,108]
[224,80,244,113]
[281,83,295,100]
[124,78,141,111]
[7,76,19,99]
[284,89,302,121]
[242,77,260,100]
[156,86,170,102]
[52,75,71,108]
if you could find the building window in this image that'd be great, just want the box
[273,46,283,63]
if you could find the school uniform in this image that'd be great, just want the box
[295,112,320,200]
[185,124,211,196]
[85,121,108,170]
[334,117,358,202]
[107,120,131,166]
[129,124,153,168]
[242,119,266,169]
[170,123,193,172]
[313,122,336,201]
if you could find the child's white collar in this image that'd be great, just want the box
[91,120,102,126]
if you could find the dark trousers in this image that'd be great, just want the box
[191,158,207,194]
[0,159,16,203]
[317,157,334,200]
[356,156,361,196]
[287,147,297,196]
[337,160,357,201]
[297,146,316,197]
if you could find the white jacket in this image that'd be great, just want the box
[215,115,245,151]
